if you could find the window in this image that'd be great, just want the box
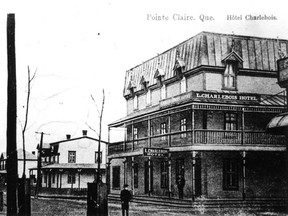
[68,172,76,184]
[223,159,239,190]
[68,151,76,163]
[134,163,138,188]
[160,161,169,189]
[146,89,151,105]
[180,77,186,94]
[223,63,236,89]
[133,95,138,110]
[95,152,102,164]
[225,113,237,131]
[112,166,120,189]
[180,118,187,138]
[161,85,166,100]
[133,127,138,140]
[160,122,167,141]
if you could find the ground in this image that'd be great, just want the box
[0,196,287,215]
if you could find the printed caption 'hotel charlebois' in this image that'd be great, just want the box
[107,31,288,206]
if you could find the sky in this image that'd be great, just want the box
[0,0,288,153]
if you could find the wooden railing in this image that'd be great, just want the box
[108,130,286,155]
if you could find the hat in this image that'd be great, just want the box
[124,184,129,188]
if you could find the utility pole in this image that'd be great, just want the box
[34,132,49,198]
[6,13,18,215]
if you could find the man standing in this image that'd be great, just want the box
[120,184,132,216]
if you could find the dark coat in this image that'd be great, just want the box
[120,189,132,205]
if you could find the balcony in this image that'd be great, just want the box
[108,130,286,156]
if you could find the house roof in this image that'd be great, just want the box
[123,31,288,96]
[49,136,108,146]
[1,149,37,160]
[40,163,106,170]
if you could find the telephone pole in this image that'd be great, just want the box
[34,132,49,198]
[6,13,18,215]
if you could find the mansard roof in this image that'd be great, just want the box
[124,31,288,97]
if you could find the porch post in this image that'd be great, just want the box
[107,158,111,194]
[192,151,197,201]
[77,169,81,189]
[131,157,134,195]
[241,108,245,145]
[123,158,127,185]
[168,153,172,198]
[148,116,151,147]
[168,114,171,147]
[242,151,246,200]
[148,156,151,196]
[59,169,63,189]
[132,121,134,151]
[191,104,195,145]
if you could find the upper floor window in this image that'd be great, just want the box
[180,118,187,138]
[225,113,237,131]
[223,63,236,89]
[133,127,138,140]
[133,95,138,110]
[95,151,102,164]
[146,89,151,106]
[180,77,186,94]
[160,122,167,141]
[68,151,76,163]
[161,85,166,100]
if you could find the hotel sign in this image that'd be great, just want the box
[143,148,169,157]
[277,57,288,88]
[192,91,260,103]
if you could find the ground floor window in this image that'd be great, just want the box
[67,172,76,184]
[160,161,169,189]
[223,158,238,190]
[134,163,138,188]
[112,166,120,189]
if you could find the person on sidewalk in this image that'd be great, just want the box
[120,184,132,216]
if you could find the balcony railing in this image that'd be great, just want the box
[108,130,286,155]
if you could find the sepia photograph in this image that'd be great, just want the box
[0,0,288,215]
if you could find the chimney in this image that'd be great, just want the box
[66,134,71,140]
[82,130,87,136]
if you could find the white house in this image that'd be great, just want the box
[0,149,38,184]
[40,130,107,189]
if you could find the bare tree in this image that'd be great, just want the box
[20,66,37,178]
[86,89,105,183]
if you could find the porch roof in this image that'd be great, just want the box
[40,163,106,170]
[267,112,288,135]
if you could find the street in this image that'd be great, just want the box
[0,197,287,216]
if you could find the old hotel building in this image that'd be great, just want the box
[107,32,288,206]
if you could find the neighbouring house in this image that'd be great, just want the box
[0,149,38,185]
[107,31,288,208]
[37,130,107,189]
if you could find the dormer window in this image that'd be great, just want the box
[140,76,149,92]
[154,62,165,86]
[223,63,236,89]
[127,80,136,96]
[222,46,243,90]
[173,50,185,80]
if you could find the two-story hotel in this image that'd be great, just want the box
[107,32,288,207]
